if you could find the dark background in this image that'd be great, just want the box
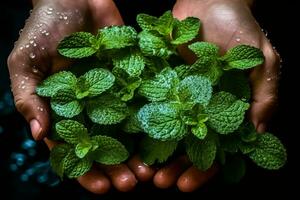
[0,0,297,199]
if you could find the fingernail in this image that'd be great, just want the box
[257,123,266,133]
[30,119,42,140]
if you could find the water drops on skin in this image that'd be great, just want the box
[235,37,241,42]
[37,106,44,112]
[29,52,36,59]
[29,40,34,44]
[41,47,45,51]
[19,46,24,51]
[25,44,30,48]
[32,66,39,74]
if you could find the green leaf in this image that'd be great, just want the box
[58,32,98,58]
[140,136,178,165]
[99,26,137,49]
[220,134,239,153]
[172,17,200,45]
[186,134,217,171]
[117,77,142,102]
[221,45,264,70]
[90,135,129,165]
[219,71,251,100]
[87,95,128,125]
[138,102,187,141]
[63,149,93,178]
[204,92,249,134]
[51,88,84,118]
[138,31,174,58]
[55,120,89,144]
[139,67,179,102]
[155,11,174,36]
[36,71,77,97]
[248,133,287,170]
[75,142,93,158]
[50,144,72,178]
[136,13,158,31]
[177,75,212,105]
[191,122,208,139]
[76,68,115,98]
[113,50,145,77]
[189,42,219,58]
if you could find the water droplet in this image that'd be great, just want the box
[25,44,30,48]
[45,32,50,36]
[33,36,37,39]
[19,46,24,51]
[14,74,18,77]
[267,78,272,81]
[65,21,69,25]
[41,30,46,34]
[29,9,33,14]
[29,52,36,59]
[33,43,37,47]
[19,29,23,35]
[21,85,26,89]
[29,40,34,44]
[21,80,25,84]
[63,16,68,20]
[48,7,53,11]
[32,66,39,73]
[41,47,45,51]
[59,15,63,20]
[239,30,243,34]
[46,11,53,15]
[25,76,29,80]
[236,37,241,42]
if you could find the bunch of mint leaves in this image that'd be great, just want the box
[36,11,286,181]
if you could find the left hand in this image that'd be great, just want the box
[153,0,280,192]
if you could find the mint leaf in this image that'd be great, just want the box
[221,45,264,70]
[172,17,200,45]
[99,26,137,49]
[51,88,84,118]
[113,50,145,77]
[63,149,92,178]
[75,142,93,158]
[138,31,174,58]
[177,75,212,105]
[248,133,287,170]
[76,68,115,98]
[155,11,174,36]
[36,71,77,97]
[58,32,98,58]
[116,77,142,102]
[204,92,249,134]
[136,13,158,31]
[219,71,251,100]
[140,136,178,165]
[186,134,217,171]
[55,120,89,144]
[189,42,219,58]
[139,67,179,102]
[138,102,187,141]
[87,95,128,125]
[50,144,72,178]
[90,135,129,165]
[191,122,208,139]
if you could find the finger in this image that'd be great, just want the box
[8,51,50,140]
[153,156,191,189]
[89,0,124,31]
[177,165,218,192]
[100,164,137,192]
[127,155,156,182]
[77,167,111,194]
[249,39,280,132]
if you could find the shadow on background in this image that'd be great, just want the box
[0,0,296,199]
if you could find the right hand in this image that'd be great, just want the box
[7,0,155,194]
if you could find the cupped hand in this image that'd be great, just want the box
[7,0,155,194]
[152,0,280,192]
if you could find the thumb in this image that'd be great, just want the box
[249,41,280,133]
[8,51,50,140]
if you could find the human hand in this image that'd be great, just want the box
[7,0,155,193]
[152,0,280,192]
